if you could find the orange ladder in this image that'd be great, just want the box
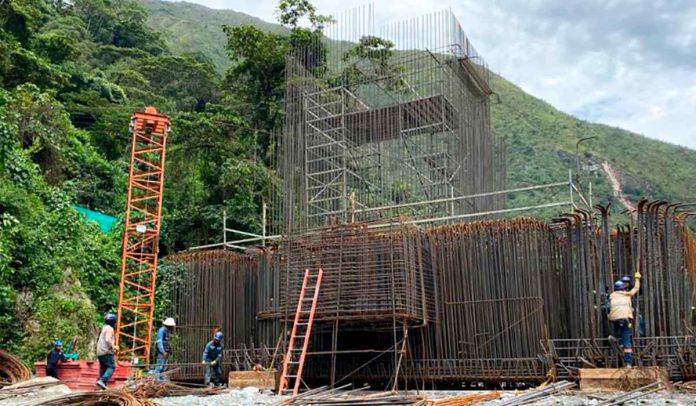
[279,268,323,395]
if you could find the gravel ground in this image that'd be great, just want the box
[488,390,696,406]
[150,388,696,406]
[153,387,288,406]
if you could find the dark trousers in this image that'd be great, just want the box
[46,365,59,379]
[98,354,115,384]
[204,363,222,385]
[612,319,634,366]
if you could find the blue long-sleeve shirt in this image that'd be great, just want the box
[156,326,170,355]
[202,340,223,362]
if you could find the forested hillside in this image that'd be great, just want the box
[0,0,274,364]
[1,0,694,367]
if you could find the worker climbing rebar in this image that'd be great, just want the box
[608,271,642,367]
[202,331,224,387]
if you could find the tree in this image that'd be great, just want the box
[276,0,333,31]
[340,35,406,93]
[223,25,286,158]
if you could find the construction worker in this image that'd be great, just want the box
[202,331,224,386]
[96,313,117,390]
[608,272,642,367]
[154,317,176,382]
[621,274,646,337]
[46,340,66,379]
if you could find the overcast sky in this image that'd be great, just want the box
[170,0,696,149]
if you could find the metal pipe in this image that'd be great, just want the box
[355,182,569,214]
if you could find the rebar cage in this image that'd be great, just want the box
[167,201,696,385]
[273,6,505,235]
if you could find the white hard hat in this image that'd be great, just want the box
[163,318,176,327]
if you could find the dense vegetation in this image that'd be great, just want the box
[0,0,301,365]
[1,0,694,368]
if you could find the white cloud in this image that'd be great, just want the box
[168,0,696,148]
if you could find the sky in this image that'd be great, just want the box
[169,0,696,149]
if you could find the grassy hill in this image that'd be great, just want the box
[140,0,288,73]
[141,0,696,221]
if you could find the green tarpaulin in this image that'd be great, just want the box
[73,206,117,233]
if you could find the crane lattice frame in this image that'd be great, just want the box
[115,107,170,364]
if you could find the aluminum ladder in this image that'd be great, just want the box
[279,268,324,395]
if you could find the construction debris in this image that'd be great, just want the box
[596,381,665,405]
[279,386,427,405]
[0,377,69,403]
[498,381,576,406]
[426,392,500,405]
[0,349,31,387]
[37,390,157,406]
[676,380,696,394]
[126,379,225,398]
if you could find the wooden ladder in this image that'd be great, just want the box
[279,268,323,396]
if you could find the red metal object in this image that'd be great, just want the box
[279,268,323,395]
[35,361,131,391]
[115,107,170,365]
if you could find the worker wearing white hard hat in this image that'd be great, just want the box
[154,317,176,381]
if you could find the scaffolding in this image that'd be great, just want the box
[273,7,505,235]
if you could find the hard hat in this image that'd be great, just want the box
[105,313,117,323]
[53,340,63,347]
[620,275,632,283]
[214,331,223,341]
[614,280,627,291]
[163,318,176,327]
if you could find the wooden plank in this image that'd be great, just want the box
[579,367,668,392]
[228,370,279,391]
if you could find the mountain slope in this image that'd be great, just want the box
[140,0,288,72]
[142,0,696,218]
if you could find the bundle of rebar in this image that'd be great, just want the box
[39,390,157,406]
[597,381,664,406]
[426,392,500,405]
[126,379,225,398]
[0,349,31,387]
[280,386,427,405]
[677,380,696,393]
[499,381,576,406]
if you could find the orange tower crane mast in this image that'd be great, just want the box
[115,107,170,364]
